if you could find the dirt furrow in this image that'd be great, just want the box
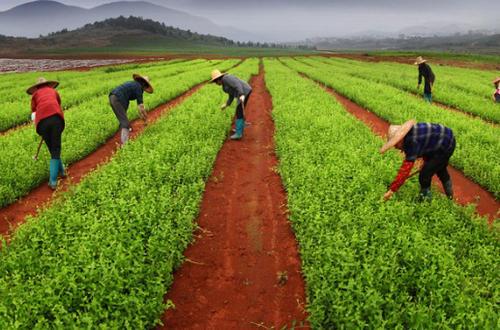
[0,83,205,239]
[300,73,498,224]
[159,65,308,329]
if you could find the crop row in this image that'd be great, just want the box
[282,58,500,198]
[264,58,499,329]
[0,59,240,208]
[305,57,500,123]
[0,59,210,132]
[0,58,259,328]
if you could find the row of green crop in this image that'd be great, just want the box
[264,59,499,329]
[0,59,259,329]
[0,59,240,208]
[282,58,500,198]
[0,59,183,101]
[304,57,500,123]
[0,59,209,132]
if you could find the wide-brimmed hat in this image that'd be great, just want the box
[380,119,417,154]
[133,73,153,93]
[493,77,500,85]
[414,56,427,65]
[210,69,226,83]
[26,77,59,95]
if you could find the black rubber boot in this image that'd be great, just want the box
[443,180,453,200]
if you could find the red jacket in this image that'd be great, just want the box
[31,86,64,128]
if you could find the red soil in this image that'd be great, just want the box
[311,80,498,224]
[0,83,204,239]
[159,66,309,329]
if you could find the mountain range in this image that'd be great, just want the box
[0,0,257,41]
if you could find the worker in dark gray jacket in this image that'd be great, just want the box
[211,69,252,140]
[109,74,153,145]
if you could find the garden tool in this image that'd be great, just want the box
[33,137,43,161]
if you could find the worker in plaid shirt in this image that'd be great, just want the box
[380,120,456,201]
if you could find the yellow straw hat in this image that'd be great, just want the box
[414,56,427,65]
[380,119,417,154]
[210,69,226,83]
[26,77,59,95]
[133,74,154,94]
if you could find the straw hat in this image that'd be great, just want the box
[26,77,59,95]
[210,69,226,83]
[380,119,417,154]
[414,56,427,65]
[493,77,500,85]
[133,74,153,93]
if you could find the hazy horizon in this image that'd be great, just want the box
[0,0,498,41]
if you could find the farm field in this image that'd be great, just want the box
[0,56,498,329]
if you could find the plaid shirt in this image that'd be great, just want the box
[389,123,455,192]
[403,123,455,161]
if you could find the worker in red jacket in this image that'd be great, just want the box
[27,77,65,190]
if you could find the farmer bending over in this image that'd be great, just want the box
[415,56,435,103]
[28,77,66,190]
[381,120,455,201]
[492,77,500,103]
[211,69,252,140]
[109,74,153,145]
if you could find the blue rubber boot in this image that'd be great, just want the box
[230,118,244,140]
[58,159,66,178]
[49,159,59,190]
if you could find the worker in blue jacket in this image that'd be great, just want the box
[109,74,153,145]
[211,69,252,140]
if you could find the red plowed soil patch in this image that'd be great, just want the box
[310,79,499,224]
[0,84,204,239]
[159,67,308,329]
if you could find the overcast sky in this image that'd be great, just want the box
[1,0,498,41]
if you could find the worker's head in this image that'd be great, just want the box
[493,77,500,88]
[414,56,427,66]
[379,120,417,154]
[26,77,59,95]
[133,74,154,94]
[210,69,225,85]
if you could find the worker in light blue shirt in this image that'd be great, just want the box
[109,74,153,145]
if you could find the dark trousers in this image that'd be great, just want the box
[236,91,252,120]
[419,141,456,190]
[109,94,130,129]
[37,115,65,159]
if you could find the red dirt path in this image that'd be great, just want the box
[159,67,308,329]
[306,77,499,224]
[0,83,204,239]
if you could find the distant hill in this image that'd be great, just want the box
[0,0,255,41]
[299,33,500,54]
[0,16,246,55]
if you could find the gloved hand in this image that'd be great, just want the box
[30,112,36,121]
[383,190,394,201]
[239,95,245,103]
[220,103,227,111]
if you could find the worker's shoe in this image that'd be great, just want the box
[443,180,453,200]
[120,128,130,145]
[418,188,432,202]
[231,121,250,133]
[230,119,244,140]
[48,159,59,190]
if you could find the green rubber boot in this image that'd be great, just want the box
[49,159,59,190]
[230,119,244,140]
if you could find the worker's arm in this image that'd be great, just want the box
[383,160,415,201]
[138,103,147,120]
